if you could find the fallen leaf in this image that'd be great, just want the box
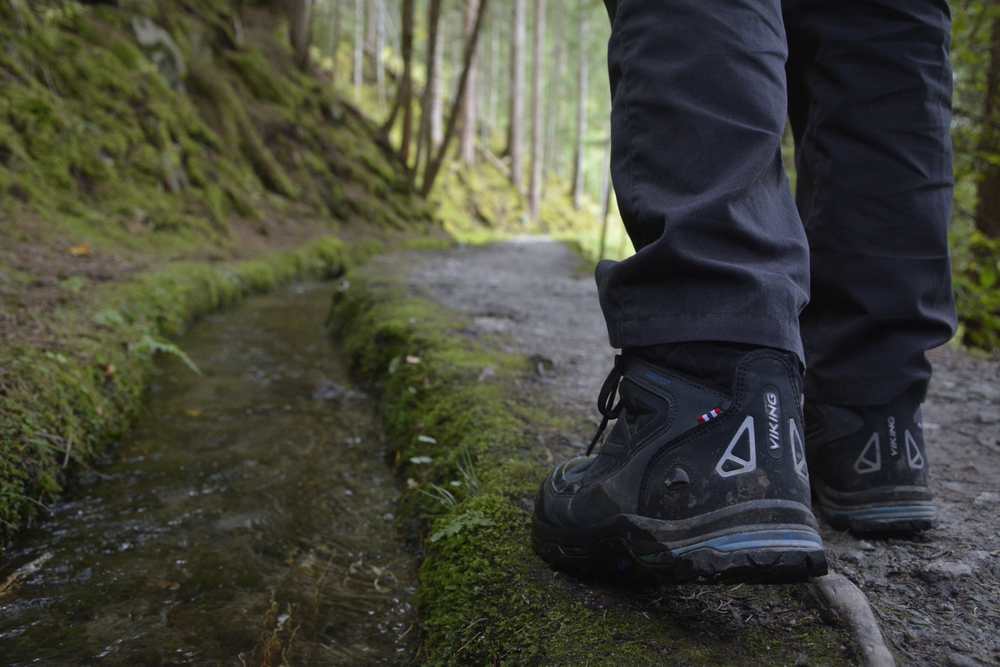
[68,243,91,257]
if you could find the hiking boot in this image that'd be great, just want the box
[805,389,936,534]
[532,349,828,583]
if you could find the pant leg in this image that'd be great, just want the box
[784,0,956,406]
[597,0,809,363]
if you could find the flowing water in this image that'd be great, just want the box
[0,283,416,665]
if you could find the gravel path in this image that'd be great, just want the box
[405,238,999,667]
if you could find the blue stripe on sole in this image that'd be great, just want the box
[823,503,937,523]
[672,529,823,556]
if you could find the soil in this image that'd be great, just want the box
[404,238,1000,667]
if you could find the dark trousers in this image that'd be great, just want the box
[597,0,956,406]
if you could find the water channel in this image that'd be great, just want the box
[0,282,416,665]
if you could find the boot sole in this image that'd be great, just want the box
[814,484,936,535]
[533,507,828,585]
[817,500,937,535]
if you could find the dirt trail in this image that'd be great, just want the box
[406,238,999,667]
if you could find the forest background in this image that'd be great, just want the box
[304,0,1000,349]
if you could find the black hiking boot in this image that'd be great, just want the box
[805,388,936,535]
[532,349,828,584]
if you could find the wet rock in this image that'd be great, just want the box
[313,379,347,400]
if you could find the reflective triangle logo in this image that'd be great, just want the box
[905,430,924,470]
[790,418,809,482]
[854,432,882,474]
[716,415,757,478]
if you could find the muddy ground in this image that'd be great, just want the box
[404,238,999,667]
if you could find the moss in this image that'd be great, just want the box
[0,235,368,539]
[329,266,856,666]
[954,230,1000,349]
[185,59,297,199]
[226,50,301,106]
[0,0,435,268]
[0,0,438,544]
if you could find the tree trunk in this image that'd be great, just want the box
[506,0,526,191]
[421,0,491,195]
[289,0,312,70]
[365,0,377,72]
[329,0,342,79]
[461,0,481,165]
[975,16,1000,238]
[374,0,386,103]
[353,0,364,97]
[529,0,546,221]
[484,15,500,145]
[598,141,613,259]
[430,9,445,148]
[546,36,566,179]
[400,0,416,164]
[571,1,589,209]
[415,0,443,177]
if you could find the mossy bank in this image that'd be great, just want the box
[328,257,856,666]
[0,0,436,541]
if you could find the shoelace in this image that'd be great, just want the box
[586,354,624,455]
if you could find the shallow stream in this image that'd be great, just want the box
[0,282,416,665]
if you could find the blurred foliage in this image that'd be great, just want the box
[951,1,1000,350]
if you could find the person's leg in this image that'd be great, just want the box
[596,0,809,362]
[532,0,826,583]
[784,0,955,533]
[785,0,955,406]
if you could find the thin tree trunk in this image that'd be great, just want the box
[975,17,1000,237]
[430,10,445,148]
[421,0,491,195]
[365,0,377,73]
[461,0,481,164]
[415,0,443,178]
[330,0,342,79]
[399,0,415,164]
[379,0,413,139]
[598,142,613,259]
[484,15,500,145]
[374,0,386,103]
[571,1,589,209]
[506,0,526,191]
[546,36,566,179]
[289,0,313,70]
[353,0,364,97]
[529,0,546,220]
